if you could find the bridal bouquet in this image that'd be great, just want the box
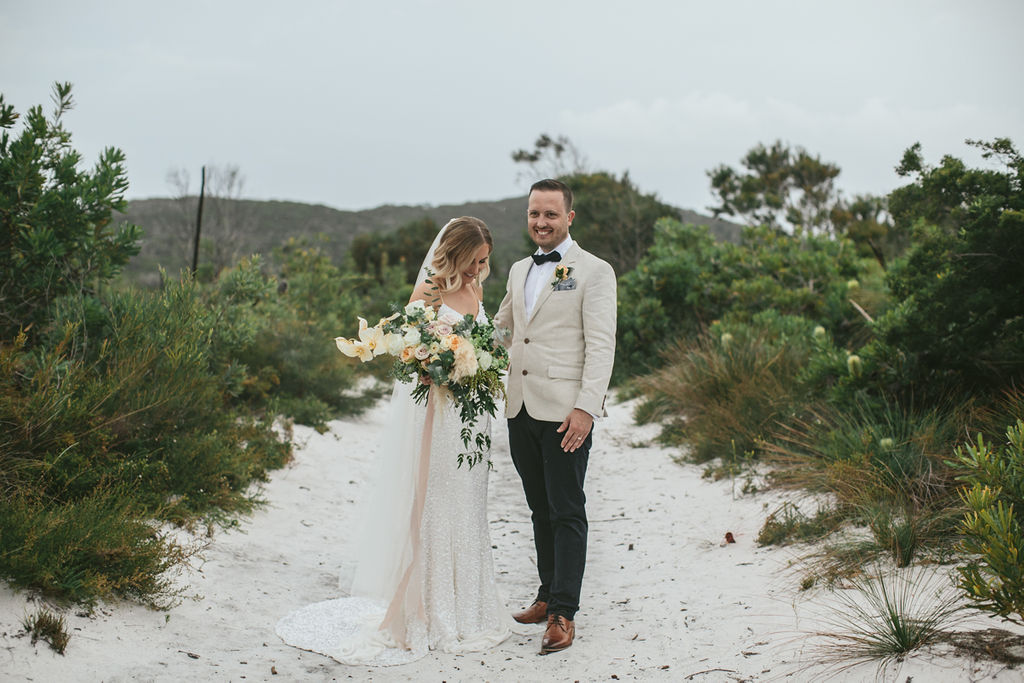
[335,299,509,468]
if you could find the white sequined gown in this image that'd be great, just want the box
[275,303,511,665]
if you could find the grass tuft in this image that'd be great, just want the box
[757,501,844,546]
[22,607,70,655]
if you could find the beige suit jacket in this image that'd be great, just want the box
[494,242,617,422]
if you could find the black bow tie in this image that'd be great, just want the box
[532,251,562,265]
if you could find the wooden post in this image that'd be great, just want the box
[191,165,206,276]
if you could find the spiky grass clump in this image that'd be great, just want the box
[22,607,70,655]
[810,566,966,671]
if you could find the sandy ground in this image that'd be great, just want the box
[3,393,1023,682]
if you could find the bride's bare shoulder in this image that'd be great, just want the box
[410,281,442,309]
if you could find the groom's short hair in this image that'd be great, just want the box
[530,179,573,213]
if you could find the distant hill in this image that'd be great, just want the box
[118,195,741,286]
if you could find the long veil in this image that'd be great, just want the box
[341,219,455,602]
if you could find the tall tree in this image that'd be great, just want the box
[511,133,588,182]
[876,137,1024,393]
[708,140,844,236]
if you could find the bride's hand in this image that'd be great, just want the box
[419,375,432,386]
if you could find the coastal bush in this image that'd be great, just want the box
[2,277,292,513]
[0,83,141,340]
[0,486,192,608]
[951,421,1024,625]
[766,400,963,508]
[616,218,875,382]
[846,139,1024,403]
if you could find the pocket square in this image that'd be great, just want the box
[555,278,577,291]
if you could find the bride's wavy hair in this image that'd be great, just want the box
[430,216,492,293]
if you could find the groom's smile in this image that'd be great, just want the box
[527,189,574,251]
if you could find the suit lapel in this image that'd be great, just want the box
[528,243,580,324]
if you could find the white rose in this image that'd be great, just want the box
[434,323,453,337]
[403,328,421,345]
[438,309,462,326]
[476,349,493,371]
[404,299,426,315]
[414,344,431,361]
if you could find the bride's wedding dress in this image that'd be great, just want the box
[275,300,512,666]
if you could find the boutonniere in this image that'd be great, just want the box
[551,265,575,290]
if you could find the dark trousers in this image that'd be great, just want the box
[507,406,591,620]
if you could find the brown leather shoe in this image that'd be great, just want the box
[539,614,575,654]
[512,600,548,624]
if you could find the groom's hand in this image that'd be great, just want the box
[557,409,594,453]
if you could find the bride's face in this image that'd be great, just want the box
[461,243,490,282]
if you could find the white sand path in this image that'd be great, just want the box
[3,394,1022,682]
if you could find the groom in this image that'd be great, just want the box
[494,178,617,654]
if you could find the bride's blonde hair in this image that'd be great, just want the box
[430,217,492,293]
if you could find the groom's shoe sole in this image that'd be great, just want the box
[513,600,549,624]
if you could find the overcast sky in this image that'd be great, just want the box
[2,1,1022,214]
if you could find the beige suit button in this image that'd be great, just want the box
[522,370,528,376]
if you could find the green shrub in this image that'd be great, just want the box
[850,139,1024,402]
[951,421,1024,625]
[0,83,141,340]
[0,487,191,608]
[616,218,875,382]
[767,399,963,508]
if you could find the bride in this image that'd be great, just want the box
[275,217,513,665]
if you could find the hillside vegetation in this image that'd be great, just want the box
[120,194,740,286]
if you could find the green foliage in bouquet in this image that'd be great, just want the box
[951,421,1024,625]
[337,299,509,468]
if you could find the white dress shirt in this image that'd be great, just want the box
[524,235,573,319]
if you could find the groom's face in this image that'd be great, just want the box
[527,190,574,252]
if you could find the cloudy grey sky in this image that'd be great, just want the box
[2,1,1022,214]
